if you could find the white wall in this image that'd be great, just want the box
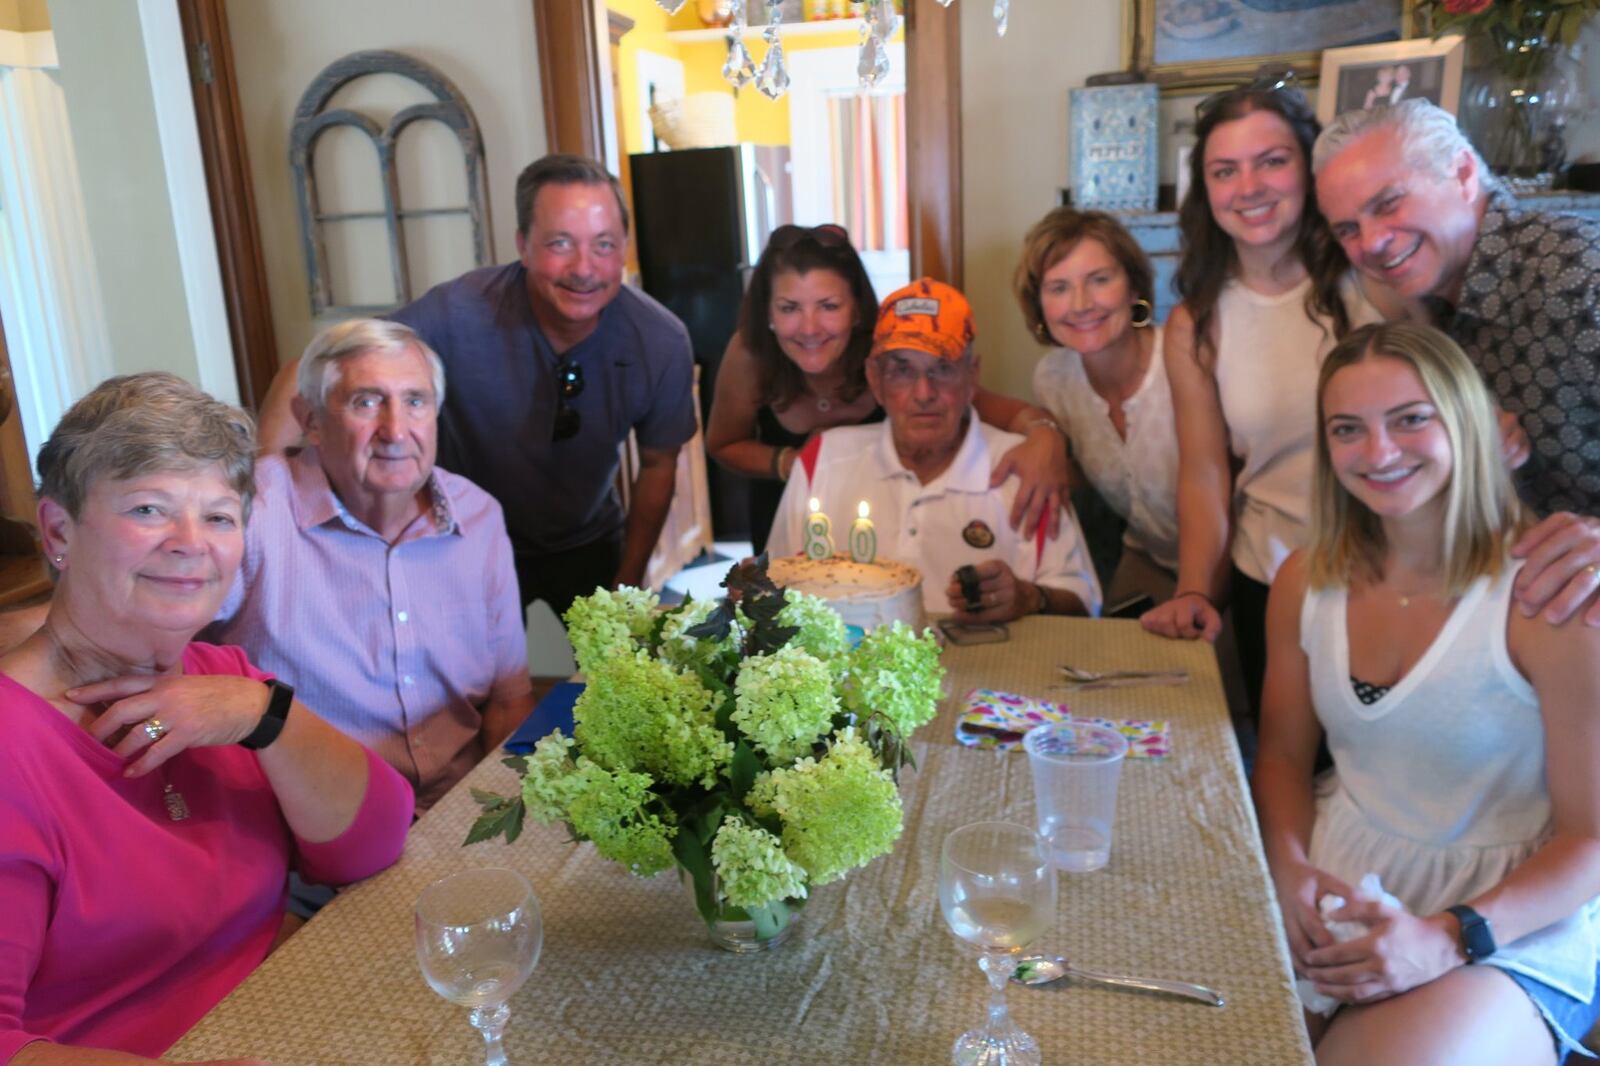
[48,0,203,385]
[225,0,548,366]
[959,1,1124,400]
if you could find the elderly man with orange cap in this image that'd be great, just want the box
[769,278,1101,621]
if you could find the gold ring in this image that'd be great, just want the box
[143,718,167,742]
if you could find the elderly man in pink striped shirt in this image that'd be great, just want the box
[207,318,534,815]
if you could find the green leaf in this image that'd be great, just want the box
[684,600,737,642]
[502,755,529,774]
[463,795,527,846]
[470,787,507,809]
[729,741,761,801]
[671,820,718,925]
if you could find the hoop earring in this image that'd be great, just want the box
[1130,299,1153,329]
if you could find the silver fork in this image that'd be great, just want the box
[1058,664,1189,684]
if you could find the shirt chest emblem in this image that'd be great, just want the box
[962,520,995,549]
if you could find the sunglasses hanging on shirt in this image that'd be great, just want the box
[552,359,585,442]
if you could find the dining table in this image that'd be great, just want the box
[170,617,1314,1065]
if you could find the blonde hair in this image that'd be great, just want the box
[1307,321,1524,593]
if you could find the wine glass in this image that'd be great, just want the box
[938,821,1057,1066]
[415,867,543,1066]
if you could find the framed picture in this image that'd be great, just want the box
[1315,35,1466,124]
[1124,0,1421,93]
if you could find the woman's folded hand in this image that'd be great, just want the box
[1302,903,1461,1003]
[74,674,272,776]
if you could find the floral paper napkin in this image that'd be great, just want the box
[956,687,1170,758]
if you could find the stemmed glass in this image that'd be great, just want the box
[938,821,1057,1066]
[415,867,543,1066]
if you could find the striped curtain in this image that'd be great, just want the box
[826,92,907,253]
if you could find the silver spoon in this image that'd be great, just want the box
[1012,955,1225,1007]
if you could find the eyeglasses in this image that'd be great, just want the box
[1195,68,1299,120]
[552,359,584,443]
[878,357,967,390]
[767,223,852,252]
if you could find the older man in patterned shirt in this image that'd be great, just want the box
[1314,99,1600,626]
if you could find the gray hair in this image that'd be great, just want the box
[295,318,447,413]
[1312,99,1498,192]
[36,372,256,522]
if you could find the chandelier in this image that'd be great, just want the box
[651,0,1008,100]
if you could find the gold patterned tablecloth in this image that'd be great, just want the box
[170,618,1312,1065]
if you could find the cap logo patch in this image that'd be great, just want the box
[894,296,940,318]
[962,520,995,548]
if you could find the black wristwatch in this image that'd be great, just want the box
[1446,904,1496,963]
[240,679,294,751]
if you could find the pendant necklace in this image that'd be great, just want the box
[815,394,832,413]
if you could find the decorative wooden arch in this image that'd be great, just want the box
[289,49,493,314]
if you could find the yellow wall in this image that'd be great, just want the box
[15,0,46,31]
[611,4,897,149]
[609,0,681,156]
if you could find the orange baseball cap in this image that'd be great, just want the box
[871,277,976,362]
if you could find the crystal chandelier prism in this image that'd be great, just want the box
[646,0,1006,99]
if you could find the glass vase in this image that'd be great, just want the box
[685,870,804,953]
[1459,15,1590,187]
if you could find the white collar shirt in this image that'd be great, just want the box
[769,412,1101,616]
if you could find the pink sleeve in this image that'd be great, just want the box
[0,792,53,1063]
[295,747,413,886]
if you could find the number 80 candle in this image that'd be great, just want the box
[849,501,877,564]
[804,498,834,560]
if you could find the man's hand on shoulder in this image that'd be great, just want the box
[1511,511,1600,626]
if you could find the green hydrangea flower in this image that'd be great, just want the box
[840,621,944,737]
[565,758,677,876]
[564,586,660,675]
[517,736,677,876]
[746,727,903,885]
[574,651,732,788]
[777,590,851,664]
[519,732,585,822]
[658,598,744,675]
[731,645,839,763]
[710,817,808,908]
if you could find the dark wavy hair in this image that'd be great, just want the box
[736,225,878,410]
[1176,87,1351,370]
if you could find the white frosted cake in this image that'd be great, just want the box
[768,554,926,634]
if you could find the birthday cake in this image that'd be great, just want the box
[769,554,926,634]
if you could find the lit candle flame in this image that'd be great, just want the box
[858,500,870,519]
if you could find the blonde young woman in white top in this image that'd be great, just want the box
[1254,321,1600,1065]
[1016,208,1178,604]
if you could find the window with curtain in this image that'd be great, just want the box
[825,91,907,254]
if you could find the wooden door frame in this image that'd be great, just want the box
[530,0,963,287]
[176,0,279,410]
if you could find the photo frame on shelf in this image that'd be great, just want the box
[1124,0,1421,93]
[1315,34,1466,124]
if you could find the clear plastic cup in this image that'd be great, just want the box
[1021,722,1128,873]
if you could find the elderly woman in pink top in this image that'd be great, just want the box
[0,373,413,1065]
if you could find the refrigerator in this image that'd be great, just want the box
[630,144,793,541]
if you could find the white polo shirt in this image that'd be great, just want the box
[768,413,1102,616]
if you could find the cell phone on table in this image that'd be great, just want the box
[1106,593,1155,620]
[937,619,1010,646]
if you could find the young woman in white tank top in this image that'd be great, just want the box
[1254,322,1600,1065]
[1140,82,1381,722]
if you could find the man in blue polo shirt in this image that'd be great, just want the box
[261,154,696,617]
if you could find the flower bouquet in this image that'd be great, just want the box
[466,556,944,947]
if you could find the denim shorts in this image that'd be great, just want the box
[1501,964,1600,1063]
